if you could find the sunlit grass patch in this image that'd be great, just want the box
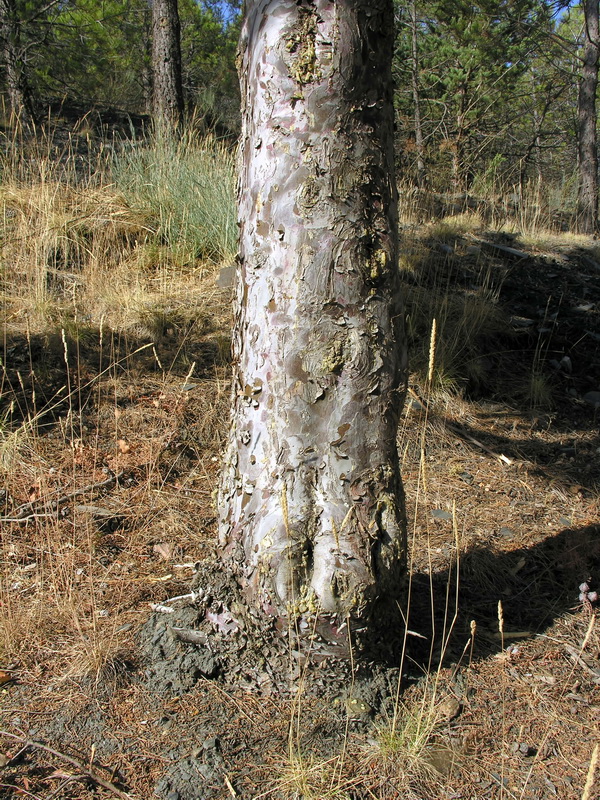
[113,131,237,265]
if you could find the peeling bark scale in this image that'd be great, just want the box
[218,0,407,625]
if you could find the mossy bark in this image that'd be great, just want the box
[218,0,407,627]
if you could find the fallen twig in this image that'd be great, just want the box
[0,514,57,523]
[0,731,132,800]
[224,773,238,798]
[149,603,176,614]
[445,423,513,465]
[161,591,199,604]
[564,644,600,681]
[45,774,86,800]
[168,626,209,645]
[0,782,43,800]
[149,590,203,615]
[0,471,124,523]
[2,743,31,767]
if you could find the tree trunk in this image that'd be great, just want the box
[151,0,184,134]
[578,0,599,235]
[142,5,154,116]
[218,0,407,630]
[451,82,469,195]
[410,0,426,187]
[0,0,35,125]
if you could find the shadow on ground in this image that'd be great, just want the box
[392,522,600,679]
[0,323,230,426]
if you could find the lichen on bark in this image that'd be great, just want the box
[285,5,321,85]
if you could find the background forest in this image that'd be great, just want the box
[0,0,240,133]
[0,0,596,223]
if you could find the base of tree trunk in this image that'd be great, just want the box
[139,554,409,700]
[140,559,419,800]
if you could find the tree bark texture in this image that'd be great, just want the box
[152,0,184,133]
[451,81,470,195]
[578,0,599,235]
[218,0,407,624]
[0,0,35,124]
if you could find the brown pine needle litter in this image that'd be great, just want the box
[1,126,599,800]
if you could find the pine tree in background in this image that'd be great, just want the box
[152,0,184,135]
[577,0,599,233]
[0,0,36,124]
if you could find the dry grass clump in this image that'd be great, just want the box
[370,699,465,799]
[0,316,228,679]
[269,752,357,800]
[427,212,485,241]
[397,200,596,407]
[0,134,233,670]
[1,128,236,338]
[0,147,232,682]
[113,131,237,265]
[400,224,510,397]
[0,365,229,680]
[406,286,507,395]
[1,179,149,327]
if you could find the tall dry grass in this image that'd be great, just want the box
[113,131,237,265]
[1,126,236,337]
[0,125,235,683]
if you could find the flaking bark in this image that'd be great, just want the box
[218,0,407,626]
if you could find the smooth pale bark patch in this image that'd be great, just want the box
[218,0,407,626]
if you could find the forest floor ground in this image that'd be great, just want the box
[1,131,600,799]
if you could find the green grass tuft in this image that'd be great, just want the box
[113,132,237,265]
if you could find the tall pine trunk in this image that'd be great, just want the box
[218,0,407,629]
[410,0,426,187]
[152,0,184,135]
[451,81,470,195]
[0,0,35,125]
[578,0,599,235]
[142,6,154,117]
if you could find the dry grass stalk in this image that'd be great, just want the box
[427,317,437,387]
[581,743,599,800]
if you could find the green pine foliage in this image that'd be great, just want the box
[0,0,240,127]
[0,0,594,226]
[393,0,575,198]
